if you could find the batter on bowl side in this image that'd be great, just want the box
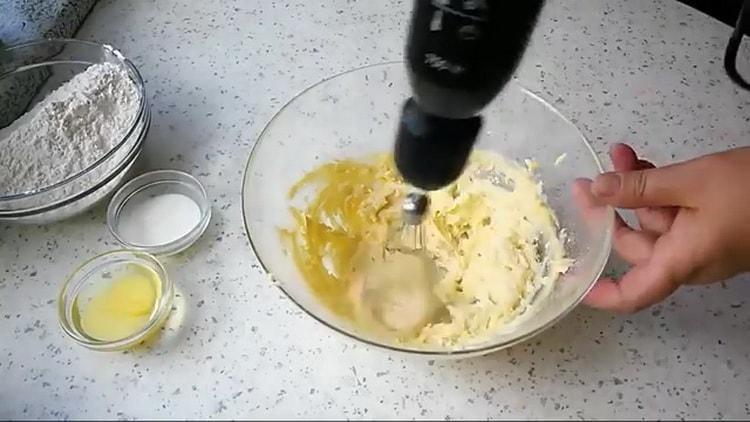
[280,151,572,347]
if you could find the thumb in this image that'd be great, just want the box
[591,162,695,208]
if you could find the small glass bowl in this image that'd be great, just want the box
[58,250,174,351]
[106,170,211,256]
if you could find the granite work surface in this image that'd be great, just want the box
[1,0,750,419]
[0,0,97,44]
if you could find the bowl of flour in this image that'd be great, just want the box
[0,39,149,223]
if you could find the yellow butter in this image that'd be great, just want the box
[282,151,571,346]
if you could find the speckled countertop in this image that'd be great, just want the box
[2,0,750,419]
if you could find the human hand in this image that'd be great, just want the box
[573,143,750,313]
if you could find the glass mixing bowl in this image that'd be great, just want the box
[242,62,613,357]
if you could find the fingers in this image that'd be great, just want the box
[611,146,672,230]
[606,143,677,233]
[591,166,689,208]
[592,147,696,209]
[583,144,695,313]
[584,233,692,313]
[635,205,678,235]
[633,159,677,231]
[582,265,680,314]
[609,143,638,171]
[572,178,607,223]
[574,177,656,264]
[612,212,656,264]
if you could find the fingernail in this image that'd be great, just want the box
[592,173,620,196]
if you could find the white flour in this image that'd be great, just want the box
[0,62,140,196]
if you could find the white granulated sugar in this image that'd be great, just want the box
[117,193,202,246]
[0,62,140,195]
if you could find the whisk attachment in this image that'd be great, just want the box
[402,191,429,226]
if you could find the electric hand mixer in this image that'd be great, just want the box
[353,0,547,332]
[395,0,545,226]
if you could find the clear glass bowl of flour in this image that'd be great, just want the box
[0,39,150,223]
[242,62,614,358]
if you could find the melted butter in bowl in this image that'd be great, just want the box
[281,151,572,347]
